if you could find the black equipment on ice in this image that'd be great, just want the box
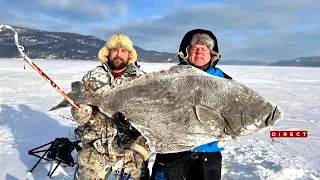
[28,137,82,178]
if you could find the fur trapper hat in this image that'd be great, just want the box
[98,32,137,64]
[177,29,221,67]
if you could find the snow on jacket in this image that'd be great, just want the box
[73,63,149,180]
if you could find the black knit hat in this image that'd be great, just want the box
[178,29,220,67]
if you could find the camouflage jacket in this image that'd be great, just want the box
[74,63,147,158]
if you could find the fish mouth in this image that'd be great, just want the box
[265,106,281,126]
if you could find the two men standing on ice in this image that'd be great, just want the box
[71,29,231,180]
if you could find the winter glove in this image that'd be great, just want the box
[114,112,141,147]
[114,112,131,130]
[71,104,93,125]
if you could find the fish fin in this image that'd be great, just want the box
[49,81,86,111]
[195,106,225,126]
[133,124,176,153]
[49,99,71,111]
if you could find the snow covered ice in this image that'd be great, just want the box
[0,59,319,179]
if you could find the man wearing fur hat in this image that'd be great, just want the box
[72,32,150,180]
[150,29,232,180]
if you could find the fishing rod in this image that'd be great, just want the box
[0,24,80,109]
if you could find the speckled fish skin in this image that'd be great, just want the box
[59,65,283,153]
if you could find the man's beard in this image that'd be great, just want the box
[108,56,128,70]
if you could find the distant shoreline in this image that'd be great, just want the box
[1,58,320,68]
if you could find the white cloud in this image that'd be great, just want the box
[86,0,320,61]
[116,4,128,17]
[1,0,319,62]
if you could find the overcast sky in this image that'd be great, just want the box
[1,0,319,62]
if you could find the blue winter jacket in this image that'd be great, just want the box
[185,62,226,152]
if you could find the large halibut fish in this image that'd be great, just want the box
[51,65,282,153]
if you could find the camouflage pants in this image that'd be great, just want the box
[74,146,149,180]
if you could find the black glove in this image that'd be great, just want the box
[114,112,141,147]
[114,112,131,131]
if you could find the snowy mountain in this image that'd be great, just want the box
[1,26,319,66]
[269,56,320,67]
[0,26,176,63]
[221,57,320,67]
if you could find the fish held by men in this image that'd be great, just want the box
[51,65,283,153]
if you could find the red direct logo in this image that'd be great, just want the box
[270,130,308,138]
